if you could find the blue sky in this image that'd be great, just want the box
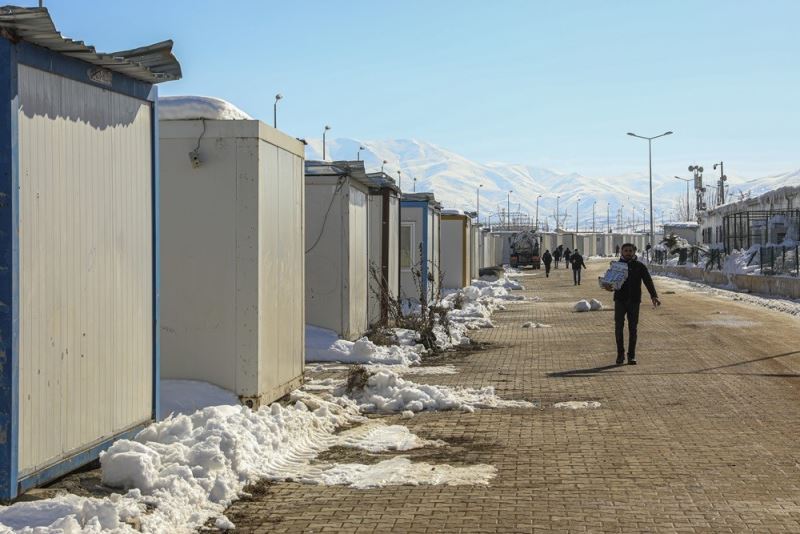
[37,0,800,177]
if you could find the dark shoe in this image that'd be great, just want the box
[627,357,637,365]
[616,355,625,365]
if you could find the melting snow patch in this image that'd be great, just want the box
[336,421,444,452]
[689,318,758,328]
[342,368,535,414]
[315,456,496,489]
[522,322,551,328]
[554,401,602,410]
[396,365,459,375]
[573,300,591,312]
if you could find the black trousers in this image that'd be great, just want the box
[614,300,640,358]
[572,268,581,284]
[544,263,551,276]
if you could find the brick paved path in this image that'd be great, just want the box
[226,261,800,533]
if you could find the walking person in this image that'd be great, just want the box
[615,244,620,257]
[542,249,552,277]
[564,248,571,268]
[570,249,586,285]
[553,246,561,269]
[602,243,660,365]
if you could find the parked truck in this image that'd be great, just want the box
[509,230,541,269]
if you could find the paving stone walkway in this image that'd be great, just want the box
[225,260,800,533]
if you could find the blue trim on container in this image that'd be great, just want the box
[16,41,153,100]
[0,36,19,502]
[17,422,147,495]
[150,86,160,421]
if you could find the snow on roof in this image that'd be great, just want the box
[159,96,253,120]
[442,209,467,216]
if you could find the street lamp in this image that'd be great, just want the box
[477,184,484,226]
[381,160,388,173]
[576,197,580,232]
[507,190,513,228]
[607,202,611,233]
[273,93,282,128]
[535,194,542,231]
[627,130,673,246]
[556,195,560,231]
[673,175,692,221]
[413,176,417,192]
[397,170,402,191]
[322,125,331,160]
[593,201,596,234]
[357,145,366,161]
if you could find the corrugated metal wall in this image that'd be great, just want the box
[347,187,368,338]
[367,194,382,326]
[17,65,153,475]
[258,141,304,398]
[387,197,399,300]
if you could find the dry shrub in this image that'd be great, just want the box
[346,365,373,394]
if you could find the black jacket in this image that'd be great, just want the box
[613,257,658,303]
[542,251,552,264]
[570,253,586,270]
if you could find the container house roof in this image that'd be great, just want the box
[305,160,373,188]
[0,6,181,83]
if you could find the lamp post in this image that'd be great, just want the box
[535,194,542,231]
[592,201,596,234]
[322,125,331,160]
[273,93,282,128]
[477,184,483,226]
[556,195,560,231]
[607,202,611,233]
[627,130,673,246]
[357,145,366,161]
[673,175,692,220]
[381,160,387,173]
[413,177,417,192]
[576,197,580,232]
[397,170,402,191]
[619,203,624,232]
[507,190,513,228]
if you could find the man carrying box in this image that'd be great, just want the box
[601,243,660,365]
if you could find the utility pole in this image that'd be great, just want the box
[592,201,596,234]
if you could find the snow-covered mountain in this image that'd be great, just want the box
[305,138,799,230]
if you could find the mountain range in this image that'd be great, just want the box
[305,138,799,231]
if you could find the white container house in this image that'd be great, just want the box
[470,222,481,279]
[492,234,505,266]
[159,104,305,409]
[400,193,442,302]
[305,161,371,340]
[366,172,400,327]
[441,211,473,289]
[0,7,181,499]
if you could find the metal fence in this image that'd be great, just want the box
[651,244,800,276]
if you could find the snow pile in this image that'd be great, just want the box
[342,368,534,414]
[0,493,141,533]
[722,246,760,275]
[653,276,800,316]
[442,276,526,330]
[160,380,239,419]
[573,300,591,312]
[305,325,423,366]
[554,401,602,409]
[589,299,604,311]
[99,394,361,533]
[522,322,551,328]
[317,456,496,489]
[159,96,253,121]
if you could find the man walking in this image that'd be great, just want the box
[604,243,660,365]
[564,248,571,267]
[570,249,586,285]
[542,249,552,277]
[553,246,561,269]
